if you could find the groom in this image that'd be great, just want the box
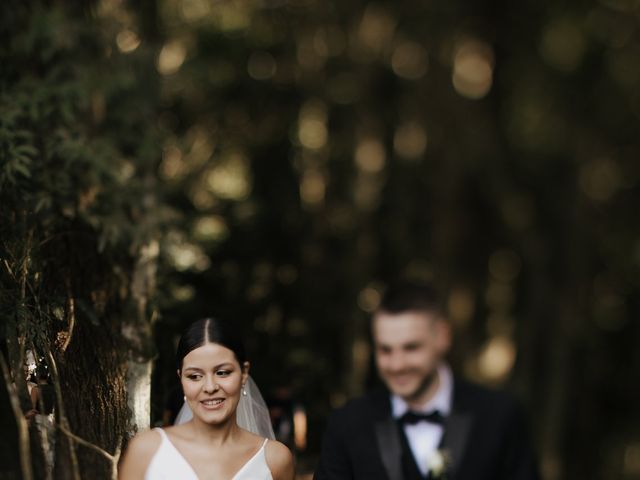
[315,281,539,480]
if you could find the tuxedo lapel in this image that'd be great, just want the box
[375,417,404,480]
[441,379,474,477]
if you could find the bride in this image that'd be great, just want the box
[118,318,295,480]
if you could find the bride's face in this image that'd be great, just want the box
[180,342,249,425]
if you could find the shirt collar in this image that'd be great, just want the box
[391,363,453,418]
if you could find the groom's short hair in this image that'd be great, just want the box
[377,280,447,319]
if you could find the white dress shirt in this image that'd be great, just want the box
[391,363,453,476]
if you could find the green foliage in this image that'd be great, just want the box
[1,1,167,475]
[1,0,639,478]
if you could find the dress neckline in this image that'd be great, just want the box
[157,428,268,480]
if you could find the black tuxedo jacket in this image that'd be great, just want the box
[314,378,539,480]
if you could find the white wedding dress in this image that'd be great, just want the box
[144,429,273,480]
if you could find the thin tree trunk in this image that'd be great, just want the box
[0,353,33,480]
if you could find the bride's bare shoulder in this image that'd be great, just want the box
[117,429,163,479]
[130,428,164,451]
[264,439,295,480]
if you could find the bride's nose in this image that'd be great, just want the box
[203,375,218,393]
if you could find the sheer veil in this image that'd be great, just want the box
[174,376,275,440]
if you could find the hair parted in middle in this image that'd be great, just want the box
[175,317,247,372]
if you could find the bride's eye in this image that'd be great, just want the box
[216,370,231,377]
[187,374,202,380]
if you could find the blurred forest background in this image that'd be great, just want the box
[1,0,640,479]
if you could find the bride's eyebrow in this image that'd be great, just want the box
[182,362,234,371]
[182,366,203,372]
[213,362,234,369]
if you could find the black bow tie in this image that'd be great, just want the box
[398,410,445,426]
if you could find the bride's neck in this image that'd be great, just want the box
[190,418,241,445]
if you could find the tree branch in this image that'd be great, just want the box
[0,353,33,480]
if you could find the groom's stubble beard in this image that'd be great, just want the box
[403,368,438,403]
[381,366,439,404]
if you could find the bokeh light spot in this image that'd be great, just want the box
[181,0,210,22]
[394,121,428,159]
[248,51,276,80]
[206,152,252,201]
[391,41,428,80]
[355,138,386,173]
[193,215,229,242]
[540,19,586,72]
[116,29,140,53]
[452,39,494,99]
[579,157,621,202]
[477,336,516,382]
[448,287,476,329]
[160,145,184,180]
[488,249,522,282]
[157,40,187,75]
[358,286,382,312]
[357,5,397,55]
[298,100,329,150]
[300,169,326,207]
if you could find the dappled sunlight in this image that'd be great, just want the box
[6,0,638,477]
[298,100,329,150]
[476,336,516,383]
[355,137,385,174]
[293,406,308,451]
[157,40,187,75]
[300,168,326,208]
[165,232,210,272]
[205,152,252,201]
[391,40,428,80]
[116,29,140,53]
[488,250,522,283]
[160,145,185,180]
[179,0,211,22]
[354,137,385,210]
[540,19,586,72]
[624,443,640,476]
[447,287,475,329]
[358,285,382,312]
[393,121,428,160]
[192,215,229,242]
[171,284,195,302]
[355,4,397,58]
[579,157,622,202]
[247,51,277,80]
[452,38,494,99]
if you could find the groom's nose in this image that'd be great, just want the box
[383,351,408,372]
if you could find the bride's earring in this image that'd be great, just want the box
[242,384,247,396]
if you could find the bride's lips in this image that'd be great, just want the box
[199,398,225,410]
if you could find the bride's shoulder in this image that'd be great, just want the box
[264,439,294,480]
[118,429,163,479]
[127,428,164,453]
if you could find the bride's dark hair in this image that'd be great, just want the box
[176,318,246,372]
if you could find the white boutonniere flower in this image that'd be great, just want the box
[427,449,451,479]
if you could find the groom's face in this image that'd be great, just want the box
[373,310,451,406]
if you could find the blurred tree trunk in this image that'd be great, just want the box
[0,231,157,479]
